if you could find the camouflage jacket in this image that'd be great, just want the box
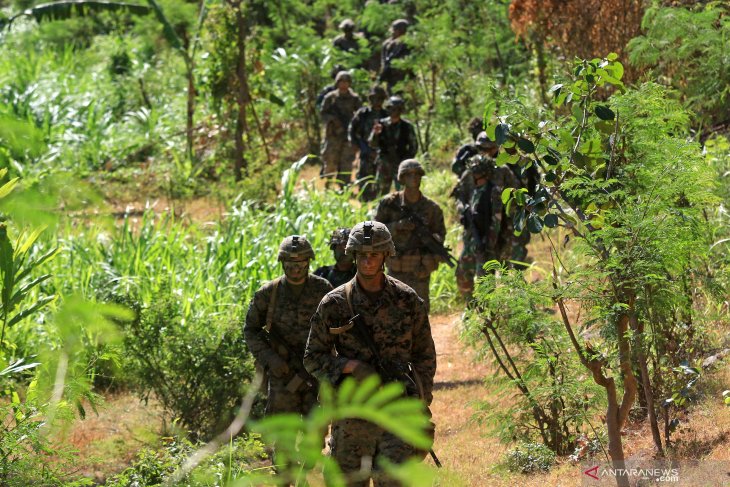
[244,274,333,372]
[349,106,388,153]
[380,37,410,84]
[368,117,418,165]
[374,191,446,257]
[321,88,362,138]
[451,143,479,177]
[313,264,357,289]
[464,166,519,248]
[333,34,362,52]
[304,275,437,404]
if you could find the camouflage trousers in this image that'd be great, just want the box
[356,151,378,202]
[266,379,318,483]
[455,234,496,300]
[322,135,356,186]
[328,418,427,487]
[375,157,402,196]
[387,270,430,313]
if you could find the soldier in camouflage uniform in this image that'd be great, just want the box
[304,221,437,487]
[333,19,361,52]
[369,96,418,196]
[374,160,446,312]
[379,19,411,94]
[321,71,362,186]
[453,155,519,300]
[349,86,388,201]
[314,228,357,288]
[244,235,333,417]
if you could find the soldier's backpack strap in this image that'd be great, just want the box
[264,277,283,333]
[328,279,356,335]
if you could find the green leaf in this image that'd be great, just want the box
[544,171,557,183]
[527,214,544,234]
[607,52,619,61]
[501,188,513,205]
[0,178,20,200]
[594,105,615,121]
[516,137,535,154]
[544,214,559,228]
[495,124,510,145]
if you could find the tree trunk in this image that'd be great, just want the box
[631,314,664,456]
[605,378,630,487]
[232,0,249,181]
[185,58,195,160]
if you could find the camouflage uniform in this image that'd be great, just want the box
[244,274,333,415]
[379,19,411,94]
[454,156,518,298]
[304,277,436,486]
[321,72,362,185]
[314,230,358,289]
[369,98,418,196]
[333,19,361,52]
[349,87,388,201]
[507,162,539,265]
[374,167,446,312]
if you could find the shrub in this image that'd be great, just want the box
[505,442,556,474]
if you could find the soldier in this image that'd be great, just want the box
[454,155,519,300]
[304,221,437,486]
[369,96,418,196]
[379,18,411,94]
[333,18,361,52]
[244,236,333,472]
[320,71,362,187]
[349,85,388,201]
[314,228,357,288]
[374,159,447,312]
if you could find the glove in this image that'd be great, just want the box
[268,355,290,378]
[351,362,378,381]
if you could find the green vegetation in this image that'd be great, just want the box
[0,0,729,486]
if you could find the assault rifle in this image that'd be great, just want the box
[347,313,442,468]
[265,327,316,393]
[400,205,457,268]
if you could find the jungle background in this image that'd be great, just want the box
[0,0,729,485]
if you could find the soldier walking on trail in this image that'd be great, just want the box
[244,236,333,474]
[333,18,361,53]
[374,160,447,312]
[453,155,519,300]
[314,228,357,288]
[349,86,388,201]
[369,96,418,196]
[321,71,362,187]
[304,221,437,486]
[379,19,411,94]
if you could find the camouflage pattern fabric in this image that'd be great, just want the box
[380,37,410,93]
[369,118,418,196]
[451,143,479,177]
[314,264,357,289]
[321,88,362,184]
[349,105,388,201]
[244,274,333,415]
[453,165,519,298]
[374,191,446,311]
[333,34,361,52]
[304,275,436,484]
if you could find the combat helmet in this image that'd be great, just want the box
[468,154,496,177]
[397,158,425,181]
[278,235,315,261]
[335,70,353,84]
[368,86,387,103]
[475,131,497,149]
[391,19,409,32]
[328,228,351,249]
[339,18,355,31]
[385,95,405,111]
[345,221,396,257]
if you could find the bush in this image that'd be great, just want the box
[505,442,556,474]
[124,292,255,440]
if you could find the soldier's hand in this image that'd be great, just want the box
[372,122,383,135]
[268,355,290,378]
[351,361,378,381]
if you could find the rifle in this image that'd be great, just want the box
[265,326,316,393]
[346,313,443,468]
[400,205,457,268]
